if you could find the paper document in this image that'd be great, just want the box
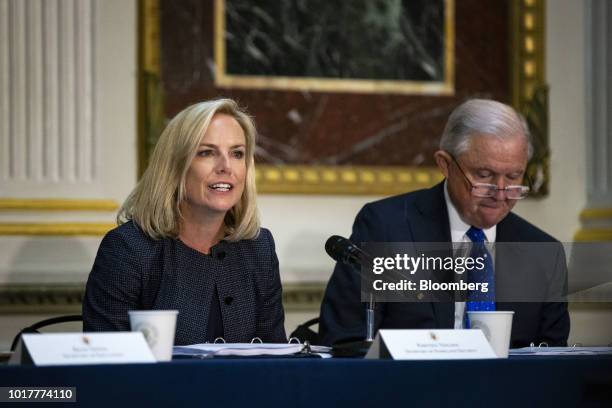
[509,346,612,356]
[173,343,332,358]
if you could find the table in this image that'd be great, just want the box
[1,356,611,407]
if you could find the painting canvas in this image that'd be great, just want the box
[218,0,452,95]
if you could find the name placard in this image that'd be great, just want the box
[9,332,156,366]
[365,329,497,360]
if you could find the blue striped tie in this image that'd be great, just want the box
[464,226,496,328]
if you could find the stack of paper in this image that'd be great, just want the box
[509,347,612,356]
[173,343,332,358]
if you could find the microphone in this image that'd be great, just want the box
[325,235,371,268]
[324,235,376,346]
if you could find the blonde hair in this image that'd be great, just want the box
[118,98,260,241]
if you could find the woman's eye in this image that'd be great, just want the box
[232,150,245,159]
[197,149,214,157]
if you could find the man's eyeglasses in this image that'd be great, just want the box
[450,155,530,200]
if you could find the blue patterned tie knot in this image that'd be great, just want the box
[466,226,486,243]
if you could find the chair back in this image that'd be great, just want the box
[289,317,320,345]
[10,314,83,351]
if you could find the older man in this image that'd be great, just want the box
[319,99,570,348]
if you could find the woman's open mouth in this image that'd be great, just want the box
[208,182,233,192]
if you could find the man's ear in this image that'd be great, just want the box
[434,150,451,178]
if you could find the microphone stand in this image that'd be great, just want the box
[340,242,376,342]
[332,273,376,357]
[324,235,377,356]
[366,292,375,342]
[332,293,375,356]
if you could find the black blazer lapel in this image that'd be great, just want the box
[496,215,521,243]
[411,182,452,243]
[408,182,455,328]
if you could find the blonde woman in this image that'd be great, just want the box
[83,99,286,344]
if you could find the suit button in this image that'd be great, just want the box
[217,251,226,260]
[224,296,233,305]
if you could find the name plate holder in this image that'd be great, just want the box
[365,329,497,360]
[9,332,156,366]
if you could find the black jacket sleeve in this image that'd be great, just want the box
[254,228,287,342]
[83,228,143,332]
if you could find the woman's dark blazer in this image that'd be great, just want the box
[83,221,286,345]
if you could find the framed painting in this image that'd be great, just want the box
[139,0,548,195]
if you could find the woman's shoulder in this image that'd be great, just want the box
[256,227,273,241]
[100,220,163,256]
[249,227,274,246]
[105,220,149,241]
[229,227,275,253]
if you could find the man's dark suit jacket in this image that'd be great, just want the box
[319,182,570,348]
[83,221,286,345]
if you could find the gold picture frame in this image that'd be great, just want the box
[138,0,548,196]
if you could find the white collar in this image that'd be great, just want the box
[443,181,496,243]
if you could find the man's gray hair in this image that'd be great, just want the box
[439,99,533,159]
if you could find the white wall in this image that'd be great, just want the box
[97,0,139,202]
[259,195,379,282]
[0,0,137,285]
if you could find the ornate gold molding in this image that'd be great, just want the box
[511,0,549,196]
[256,166,444,195]
[0,282,326,314]
[575,208,612,241]
[2,282,610,315]
[511,0,545,110]
[0,283,84,314]
[138,0,165,176]
[580,208,612,221]
[0,199,119,212]
[574,228,612,242]
[0,223,116,236]
[282,282,326,312]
